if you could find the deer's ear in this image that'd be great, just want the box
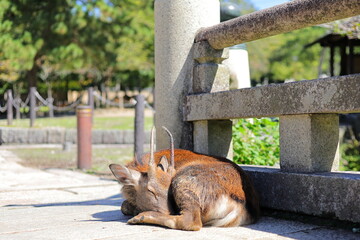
[158,156,169,172]
[109,164,140,186]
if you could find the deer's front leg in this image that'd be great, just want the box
[128,211,176,228]
[128,209,202,231]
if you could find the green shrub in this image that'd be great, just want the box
[232,118,280,166]
[340,140,360,171]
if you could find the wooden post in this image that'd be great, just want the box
[48,97,54,118]
[29,87,36,127]
[134,94,145,158]
[6,90,13,126]
[88,87,94,122]
[15,96,20,120]
[47,88,54,118]
[87,87,94,110]
[77,106,92,169]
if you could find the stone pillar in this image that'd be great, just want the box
[154,0,219,150]
[192,41,232,158]
[279,114,339,172]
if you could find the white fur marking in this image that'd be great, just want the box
[213,195,230,217]
[205,195,243,227]
[212,209,239,227]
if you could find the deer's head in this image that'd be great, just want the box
[109,126,175,214]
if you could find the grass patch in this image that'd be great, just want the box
[0,115,153,130]
[9,146,135,177]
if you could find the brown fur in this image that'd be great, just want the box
[110,149,260,230]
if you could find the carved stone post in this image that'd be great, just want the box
[192,41,232,158]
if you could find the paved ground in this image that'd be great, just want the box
[1,149,359,240]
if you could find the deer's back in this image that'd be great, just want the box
[169,150,260,226]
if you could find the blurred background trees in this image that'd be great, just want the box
[0,0,154,99]
[0,0,351,98]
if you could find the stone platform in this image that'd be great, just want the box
[0,149,358,240]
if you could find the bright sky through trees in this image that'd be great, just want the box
[250,0,289,10]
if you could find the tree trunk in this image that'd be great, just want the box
[26,64,38,88]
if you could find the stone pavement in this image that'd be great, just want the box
[0,149,359,240]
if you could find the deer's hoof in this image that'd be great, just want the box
[128,214,145,224]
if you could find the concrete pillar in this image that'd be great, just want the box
[279,114,339,172]
[192,41,232,158]
[154,0,219,150]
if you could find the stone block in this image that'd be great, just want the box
[27,129,47,144]
[92,130,103,144]
[193,64,229,93]
[10,128,29,144]
[0,128,9,143]
[65,129,77,143]
[193,41,229,64]
[47,128,65,144]
[244,166,360,223]
[279,114,339,172]
[102,130,123,144]
[185,74,360,121]
[122,130,134,144]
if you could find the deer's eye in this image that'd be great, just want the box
[147,186,158,199]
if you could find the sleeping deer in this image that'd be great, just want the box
[109,127,260,231]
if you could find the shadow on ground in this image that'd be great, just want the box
[5,193,131,223]
[5,193,123,208]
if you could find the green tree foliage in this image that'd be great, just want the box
[247,26,328,83]
[233,118,280,166]
[219,1,328,84]
[0,0,335,93]
[0,0,154,91]
[341,140,360,171]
